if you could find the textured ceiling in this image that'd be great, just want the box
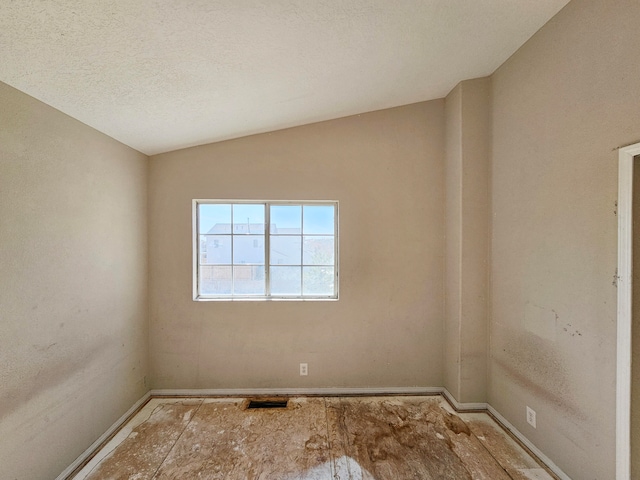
[0,1,570,155]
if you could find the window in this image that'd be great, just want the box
[193,200,338,300]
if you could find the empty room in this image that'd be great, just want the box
[2,1,640,479]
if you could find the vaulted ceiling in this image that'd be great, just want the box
[0,1,570,155]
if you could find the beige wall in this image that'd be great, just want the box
[489,0,640,478]
[0,82,149,479]
[444,78,491,404]
[149,101,445,390]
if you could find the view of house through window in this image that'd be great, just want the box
[194,201,338,300]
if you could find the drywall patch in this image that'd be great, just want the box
[523,302,557,342]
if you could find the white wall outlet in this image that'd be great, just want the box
[299,363,308,376]
[526,406,537,428]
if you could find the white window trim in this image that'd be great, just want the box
[193,199,339,301]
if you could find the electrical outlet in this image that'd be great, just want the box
[526,406,536,428]
[300,363,308,376]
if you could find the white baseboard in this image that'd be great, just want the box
[150,386,443,397]
[55,391,151,480]
[487,405,572,480]
[441,388,488,411]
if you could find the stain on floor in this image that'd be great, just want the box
[73,396,557,480]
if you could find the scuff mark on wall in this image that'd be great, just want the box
[493,328,584,420]
[493,357,584,421]
[1,338,115,421]
[562,324,582,338]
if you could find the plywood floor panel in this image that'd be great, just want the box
[81,400,203,480]
[72,396,554,480]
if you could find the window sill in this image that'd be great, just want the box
[193,296,339,302]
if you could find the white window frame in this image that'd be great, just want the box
[193,199,339,301]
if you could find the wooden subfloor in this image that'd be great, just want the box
[72,396,557,480]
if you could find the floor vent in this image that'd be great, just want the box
[247,399,289,409]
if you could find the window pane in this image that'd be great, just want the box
[303,205,334,234]
[196,201,337,299]
[270,205,302,234]
[201,235,231,264]
[199,204,231,234]
[233,204,265,234]
[233,235,265,264]
[303,267,334,296]
[200,266,232,295]
[271,266,302,295]
[270,236,302,265]
[233,266,265,295]
[303,236,334,265]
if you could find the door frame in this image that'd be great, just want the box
[617,142,640,479]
